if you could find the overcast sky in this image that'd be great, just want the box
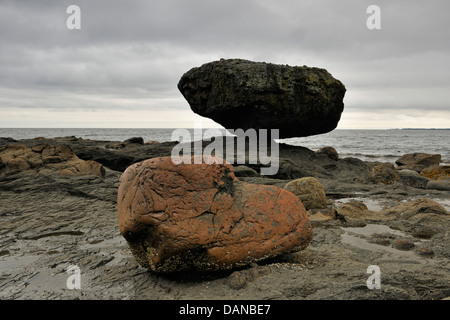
[1,0,449,129]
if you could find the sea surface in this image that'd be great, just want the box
[0,128,449,164]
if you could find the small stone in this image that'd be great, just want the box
[284,177,328,210]
[226,265,271,290]
[367,238,391,246]
[233,165,259,177]
[315,146,339,161]
[416,247,434,256]
[392,239,415,251]
[123,137,144,145]
[336,201,369,220]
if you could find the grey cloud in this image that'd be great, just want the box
[0,0,449,127]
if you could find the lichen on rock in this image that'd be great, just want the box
[117,156,313,273]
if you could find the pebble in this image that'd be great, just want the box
[392,239,415,251]
[368,238,391,246]
[416,247,434,256]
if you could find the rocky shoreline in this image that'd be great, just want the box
[1,136,449,300]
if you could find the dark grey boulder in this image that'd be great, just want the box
[178,59,346,139]
[395,153,442,168]
[398,169,430,189]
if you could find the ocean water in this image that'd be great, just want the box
[280,129,450,164]
[0,128,449,164]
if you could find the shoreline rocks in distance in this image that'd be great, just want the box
[420,165,450,180]
[395,153,442,172]
[315,146,339,161]
[393,152,450,191]
[0,143,105,177]
[105,137,144,150]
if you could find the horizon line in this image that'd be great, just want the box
[0,127,449,130]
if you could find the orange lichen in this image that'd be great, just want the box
[117,156,313,273]
[420,166,450,180]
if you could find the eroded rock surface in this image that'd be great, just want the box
[284,177,328,210]
[117,156,313,272]
[178,59,346,138]
[0,144,104,177]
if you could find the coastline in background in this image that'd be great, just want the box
[0,128,449,164]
